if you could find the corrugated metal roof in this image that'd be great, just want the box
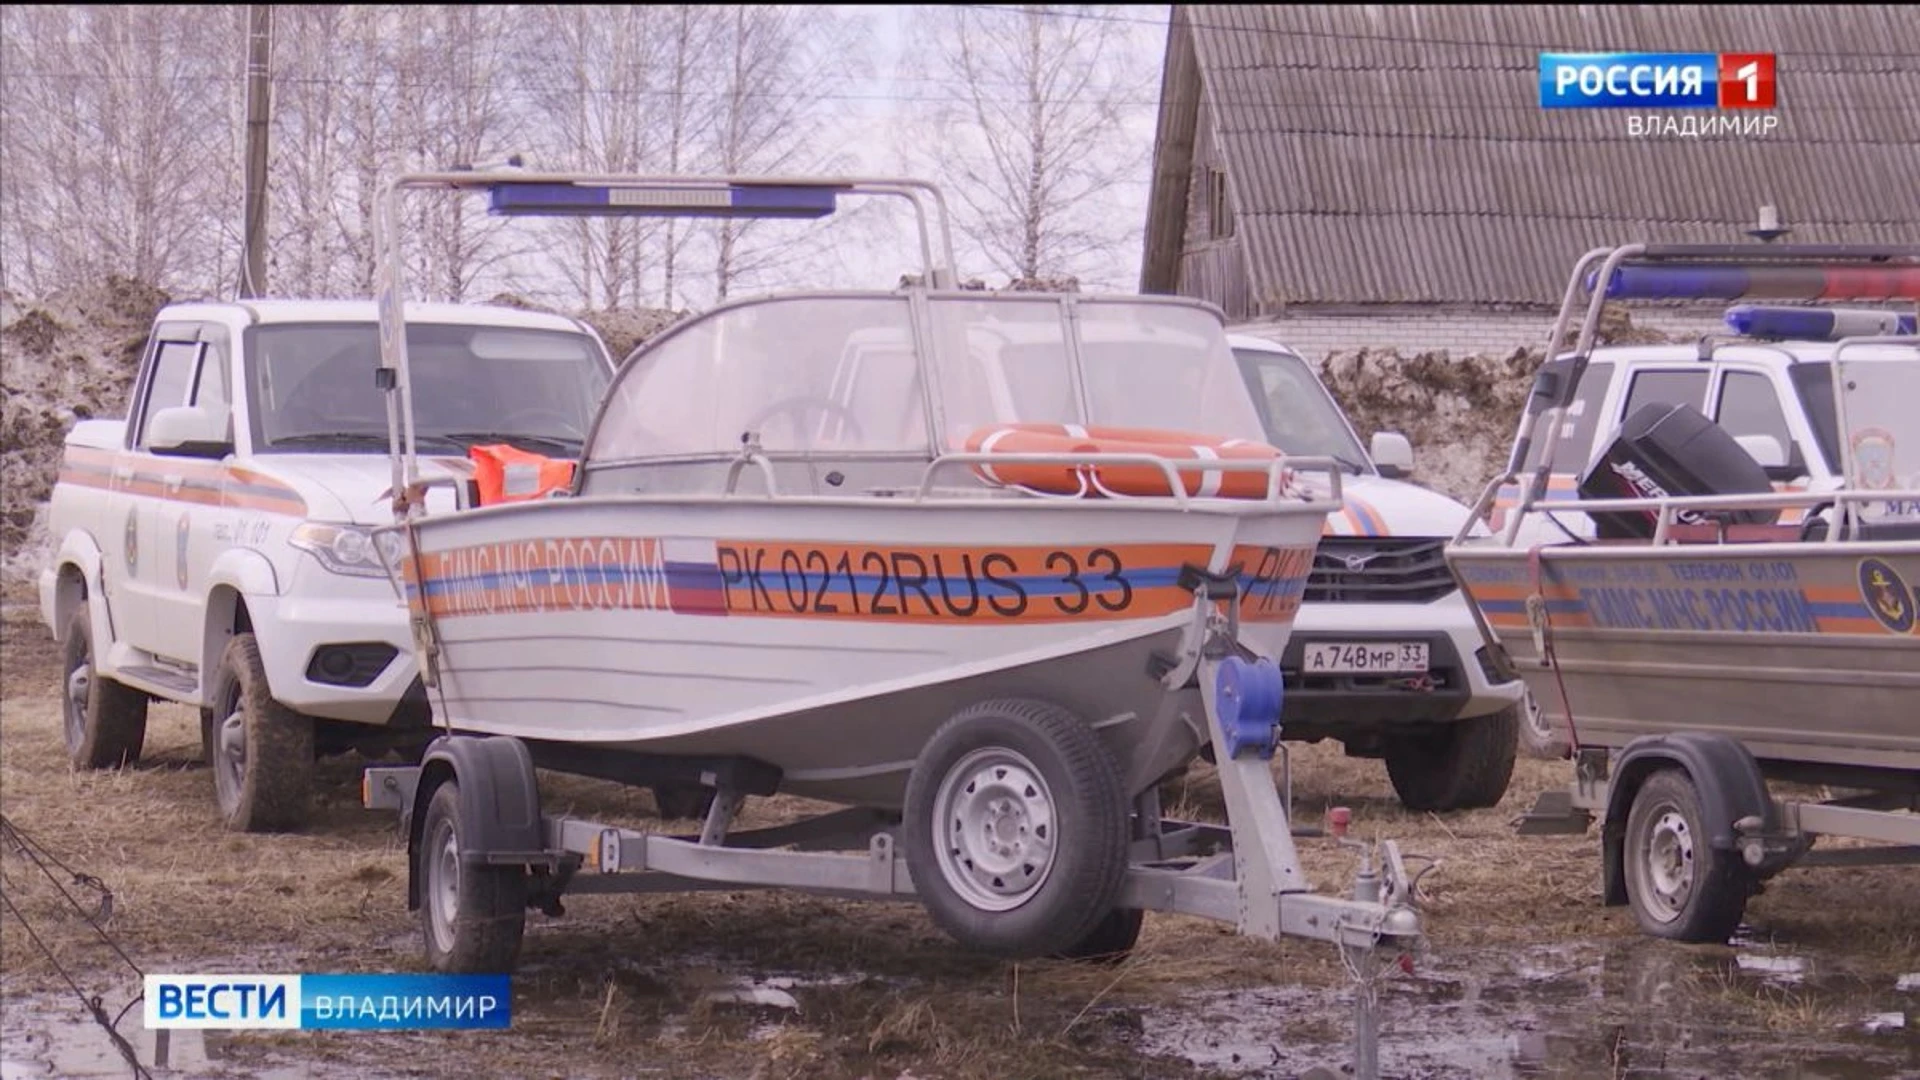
[1144,4,1920,307]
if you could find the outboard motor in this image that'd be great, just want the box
[1578,402,1778,539]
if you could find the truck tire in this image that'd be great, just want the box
[207,633,315,833]
[1622,768,1753,942]
[60,606,148,770]
[1517,689,1572,760]
[903,698,1129,959]
[1383,704,1520,812]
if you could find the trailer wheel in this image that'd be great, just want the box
[1622,768,1753,942]
[1053,907,1144,964]
[1383,704,1519,812]
[419,778,528,974]
[60,606,148,770]
[903,698,1128,959]
[208,633,315,833]
[651,783,715,821]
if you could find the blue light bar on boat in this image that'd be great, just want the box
[1725,304,1917,340]
[1585,264,1920,302]
[487,183,843,219]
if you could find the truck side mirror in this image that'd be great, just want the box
[147,406,233,459]
[1733,433,1784,468]
[1370,431,1414,478]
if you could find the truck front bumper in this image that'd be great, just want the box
[1276,593,1527,742]
[245,589,430,727]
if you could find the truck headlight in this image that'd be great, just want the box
[290,523,393,579]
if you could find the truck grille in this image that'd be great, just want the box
[1305,538,1458,604]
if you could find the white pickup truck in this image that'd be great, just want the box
[39,299,615,831]
[1230,334,1530,811]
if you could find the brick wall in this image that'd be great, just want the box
[1230,306,1731,361]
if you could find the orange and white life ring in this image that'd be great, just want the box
[963,423,1290,499]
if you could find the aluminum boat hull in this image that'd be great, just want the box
[1450,540,1920,775]
[393,494,1323,808]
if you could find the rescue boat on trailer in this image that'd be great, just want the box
[359,175,1426,1069]
[1446,241,1920,942]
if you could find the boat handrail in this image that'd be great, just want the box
[1497,487,1920,547]
[722,444,781,498]
[912,452,1345,513]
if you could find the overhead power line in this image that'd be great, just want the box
[965,4,1920,61]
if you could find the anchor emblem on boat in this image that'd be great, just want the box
[1857,558,1916,634]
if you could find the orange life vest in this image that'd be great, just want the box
[963,423,1289,499]
[468,444,575,506]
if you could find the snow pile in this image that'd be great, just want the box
[1318,347,1542,504]
[1,278,166,581]
[1316,305,1677,504]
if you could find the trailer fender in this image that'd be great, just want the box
[1599,733,1774,906]
[404,735,545,911]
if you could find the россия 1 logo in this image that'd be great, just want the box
[1537,52,1777,137]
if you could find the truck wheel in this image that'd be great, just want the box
[60,606,148,769]
[420,778,528,974]
[208,633,315,833]
[1622,768,1753,942]
[1383,704,1520,812]
[1517,690,1571,760]
[903,699,1129,959]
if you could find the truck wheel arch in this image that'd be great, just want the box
[50,532,107,649]
[201,549,280,700]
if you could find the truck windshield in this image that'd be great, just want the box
[245,321,610,455]
[1232,348,1370,473]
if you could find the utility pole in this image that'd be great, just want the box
[240,4,273,298]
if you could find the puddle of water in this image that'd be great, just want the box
[0,998,211,1080]
[1136,941,1920,1080]
[1737,952,1809,985]
[0,993,413,1080]
[1862,1012,1905,1035]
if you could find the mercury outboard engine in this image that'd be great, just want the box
[1578,402,1778,539]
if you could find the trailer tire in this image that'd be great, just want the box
[1622,768,1753,943]
[1053,906,1144,964]
[1383,704,1519,812]
[60,606,148,770]
[419,778,528,974]
[207,633,314,833]
[651,783,716,821]
[904,698,1128,959]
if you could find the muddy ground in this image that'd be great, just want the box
[2,595,1916,1080]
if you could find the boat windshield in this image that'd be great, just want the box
[587,293,1267,462]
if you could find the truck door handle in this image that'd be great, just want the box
[113,466,134,483]
[163,474,184,494]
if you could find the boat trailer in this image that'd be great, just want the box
[365,571,1425,1076]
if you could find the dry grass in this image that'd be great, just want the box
[4,602,1917,1078]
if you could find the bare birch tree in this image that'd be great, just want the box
[515,5,677,309]
[898,5,1155,290]
[703,4,871,302]
[0,4,241,296]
